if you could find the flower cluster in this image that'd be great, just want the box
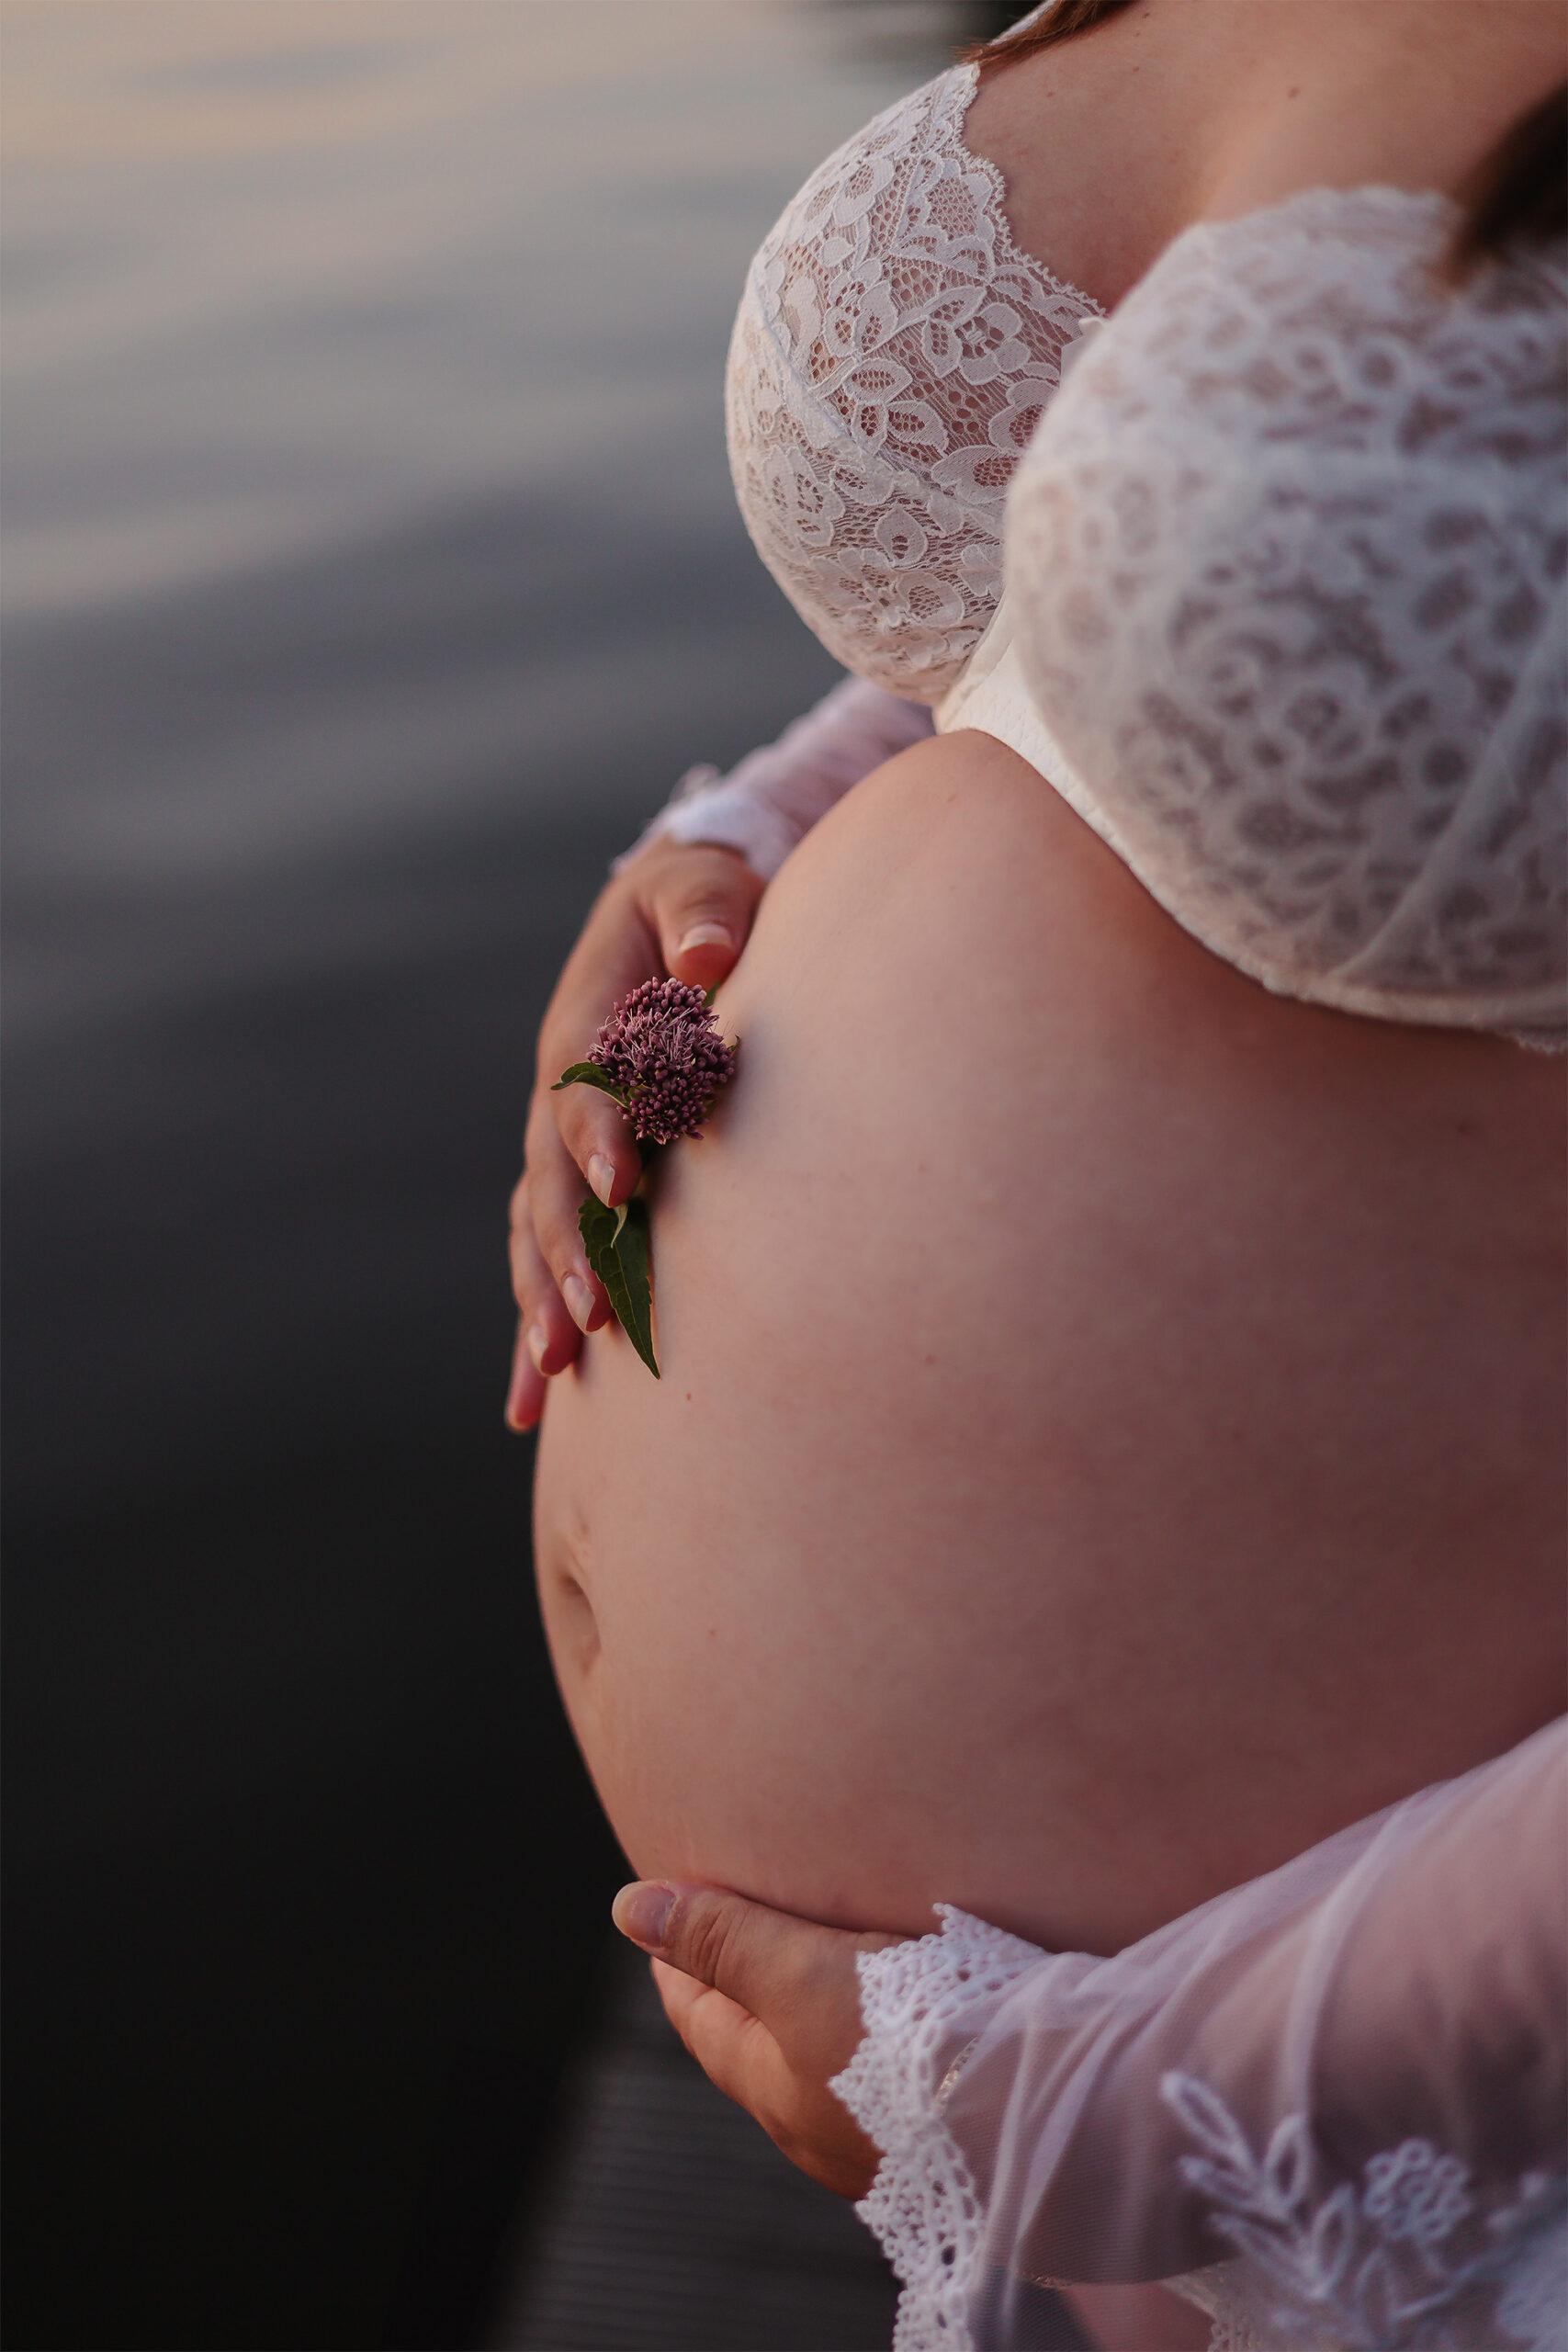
[588,978,738,1147]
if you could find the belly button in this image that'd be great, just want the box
[553,1568,601,1675]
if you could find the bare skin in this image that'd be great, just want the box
[612,1877,1213,2351]
[962,0,1563,311]
[515,14,1565,2342]
[505,836,761,1419]
[536,738,1563,2349]
[535,734,1564,1949]
[534,739,1562,2351]
[505,0,1564,1411]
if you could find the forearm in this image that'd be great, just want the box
[616,674,934,880]
[835,1722,1567,2322]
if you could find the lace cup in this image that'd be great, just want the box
[1009,195,1568,1020]
[726,66,1092,701]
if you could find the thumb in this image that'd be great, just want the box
[647,845,763,990]
[612,1880,897,2054]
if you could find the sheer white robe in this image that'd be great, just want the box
[830,1720,1566,2352]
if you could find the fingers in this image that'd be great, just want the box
[536,843,760,1198]
[505,1157,588,1436]
[613,1876,898,2203]
[649,1958,883,2203]
[612,1880,897,2078]
[519,1096,615,1335]
[502,1226,582,1428]
[505,876,657,1429]
[504,842,767,1430]
[537,888,655,1208]
[503,1317,547,1433]
[645,842,764,992]
[547,1074,640,1214]
[651,1962,778,2107]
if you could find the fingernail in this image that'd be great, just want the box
[526,1325,549,1374]
[587,1154,616,1207]
[503,1359,536,1432]
[676,922,733,957]
[562,1274,595,1333]
[613,1882,675,1952]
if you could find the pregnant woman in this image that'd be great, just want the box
[511,3,1565,2340]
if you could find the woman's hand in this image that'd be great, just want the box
[612,1879,903,2199]
[504,838,764,1430]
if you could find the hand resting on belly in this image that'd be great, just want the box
[534,730,1565,1957]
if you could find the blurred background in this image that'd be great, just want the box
[4,6,1028,2347]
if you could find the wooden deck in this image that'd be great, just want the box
[492,1943,1089,2352]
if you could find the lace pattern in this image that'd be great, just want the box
[837,1871,1567,2352]
[1161,2075,1568,2352]
[831,1905,1043,2351]
[1006,189,1568,1033]
[726,64,1098,701]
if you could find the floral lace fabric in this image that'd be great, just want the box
[831,1906,1046,2350]
[726,62,1098,702]
[702,84,1564,1035]
[1006,189,1568,1035]
[1162,2077,1567,2352]
[830,1722,1567,2352]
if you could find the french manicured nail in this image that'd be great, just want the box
[587,1153,616,1206]
[677,922,733,957]
[562,1274,596,1333]
[613,1882,675,1951]
[526,1325,549,1374]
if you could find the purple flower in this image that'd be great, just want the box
[588,978,738,1147]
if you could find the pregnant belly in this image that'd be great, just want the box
[534,733,1564,1953]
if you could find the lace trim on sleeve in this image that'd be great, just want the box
[838,1970,1568,2352]
[830,1905,1043,2352]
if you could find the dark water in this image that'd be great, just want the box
[2,6,1016,2345]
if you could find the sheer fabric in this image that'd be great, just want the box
[829,1720,1567,2352]
[617,675,932,882]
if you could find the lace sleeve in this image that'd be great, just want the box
[615,674,932,881]
[831,1719,1567,2351]
[1004,189,1568,1040]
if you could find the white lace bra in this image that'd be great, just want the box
[1004,188,1568,1036]
[716,60,1566,1037]
[725,61,1099,702]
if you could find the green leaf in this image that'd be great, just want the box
[611,1196,658,1375]
[578,1193,620,1304]
[551,1062,627,1102]
[578,1194,660,1377]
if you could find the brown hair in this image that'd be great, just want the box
[956,0,1136,72]
[960,1,1567,279]
[1449,84,1567,280]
